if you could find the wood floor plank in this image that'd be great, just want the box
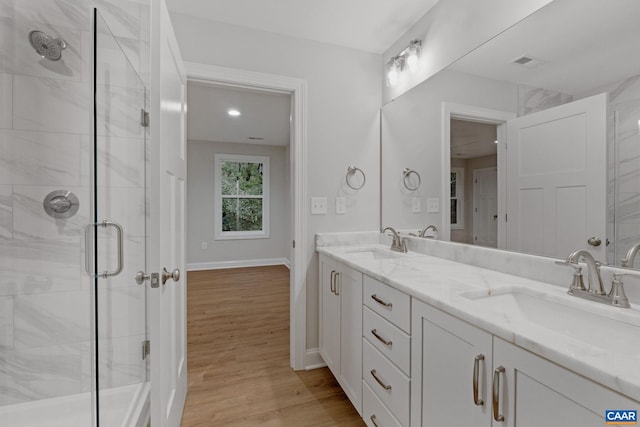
[181,266,365,427]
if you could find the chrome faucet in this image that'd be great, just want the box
[381,226,407,253]
[557,249,632,308]
[419,225,438,239]
[565,250,605,295]
[621,242,640,268]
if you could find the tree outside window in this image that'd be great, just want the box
[215,154,270,240]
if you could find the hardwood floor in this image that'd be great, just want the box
[182,266,365,427]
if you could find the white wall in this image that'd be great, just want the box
[382,0,554,103]
[170,14,382,350]
[187,141,289,267]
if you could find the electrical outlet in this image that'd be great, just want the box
[201,242,208,250]
[427,198,440,213]
[412,197,421,213]
[335,196,346,214]
[311,197,327,215]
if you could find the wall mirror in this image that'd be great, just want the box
[381,0,640,269]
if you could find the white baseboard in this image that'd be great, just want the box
[304,348,326,370]
[187,258,290,271]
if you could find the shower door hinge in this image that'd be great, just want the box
[141,109,150,128]
[142,339,150,360]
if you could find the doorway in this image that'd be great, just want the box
[449,119,498,247]
[184,62,308,370]
[441,103,516,247]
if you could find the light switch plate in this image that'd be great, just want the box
[335,196,346,214]
[427,198,440,213]
[311,197,327,215]
[412,197,421,213]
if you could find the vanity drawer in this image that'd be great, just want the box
[363,340,410,426]
[363,306,410,375]
[363,381,403,427]
[364,275,411,333]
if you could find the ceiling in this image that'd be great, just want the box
[449,0,640,95]
[450,119,497,159]
[187,82,291,146]
[165,0,440,53]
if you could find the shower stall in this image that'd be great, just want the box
[1,2,151,426]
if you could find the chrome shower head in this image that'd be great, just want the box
[28,30,67,61]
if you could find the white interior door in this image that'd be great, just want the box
[473,167,497,247]
[150,1,187,426]
[506,93,607,259]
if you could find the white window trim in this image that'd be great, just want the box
[214,153,270,240]
[451,167,465,230]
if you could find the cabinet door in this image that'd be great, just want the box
[319,254,341,375]
[493,338,638,427]
[411,300,492,427]
[339,262,363,414]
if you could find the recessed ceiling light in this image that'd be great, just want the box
[227,109,241,117]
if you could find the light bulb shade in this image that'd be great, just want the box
[386,56,404,87]
[407,40,422,72]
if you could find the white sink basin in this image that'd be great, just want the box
[342,247,401,260]
[461,287,640,356]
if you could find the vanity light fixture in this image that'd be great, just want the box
[386,56,404,87]
[227,109,241,117]
[386,39,422,87]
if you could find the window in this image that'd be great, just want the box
[450,167,464,230]
[215,154,269,240]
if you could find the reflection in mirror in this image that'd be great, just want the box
[380,0,640,268]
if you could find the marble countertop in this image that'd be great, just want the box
[318,243,640,401]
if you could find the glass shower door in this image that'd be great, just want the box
[93,10,149,427]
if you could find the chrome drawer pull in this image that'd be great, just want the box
[371,329,392,347]
[492,366,505,422]
[370,369,392,391]
[370,415,380,427]
[371,294,392,308]
[473,354,484,406]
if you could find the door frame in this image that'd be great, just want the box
[472,166,498,247]
[184,62,308,370]
[441,103,515,248]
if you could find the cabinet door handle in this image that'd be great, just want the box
[330,270,336,294]
[334,272,340,295]
[492,366,505,422]
[371,294,392,308]
[473,354,484,406]
[370,369,392,391]
[370,415,380,427]
[371,329,392,348]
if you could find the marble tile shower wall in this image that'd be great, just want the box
[0,0,150,407]
[609,75,640,266]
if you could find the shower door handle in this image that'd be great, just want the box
[99,220,124,278]
[84,220,124,278]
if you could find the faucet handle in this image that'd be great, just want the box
[556,260,587,292]
[610,274,633,308]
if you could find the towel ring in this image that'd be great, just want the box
[403,168,421,191]
[346,165,366,190]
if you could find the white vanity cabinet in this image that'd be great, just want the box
[492,338,638,427]
[411,299,492,427]
[411,299,638,427]
[318,254,363,414]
